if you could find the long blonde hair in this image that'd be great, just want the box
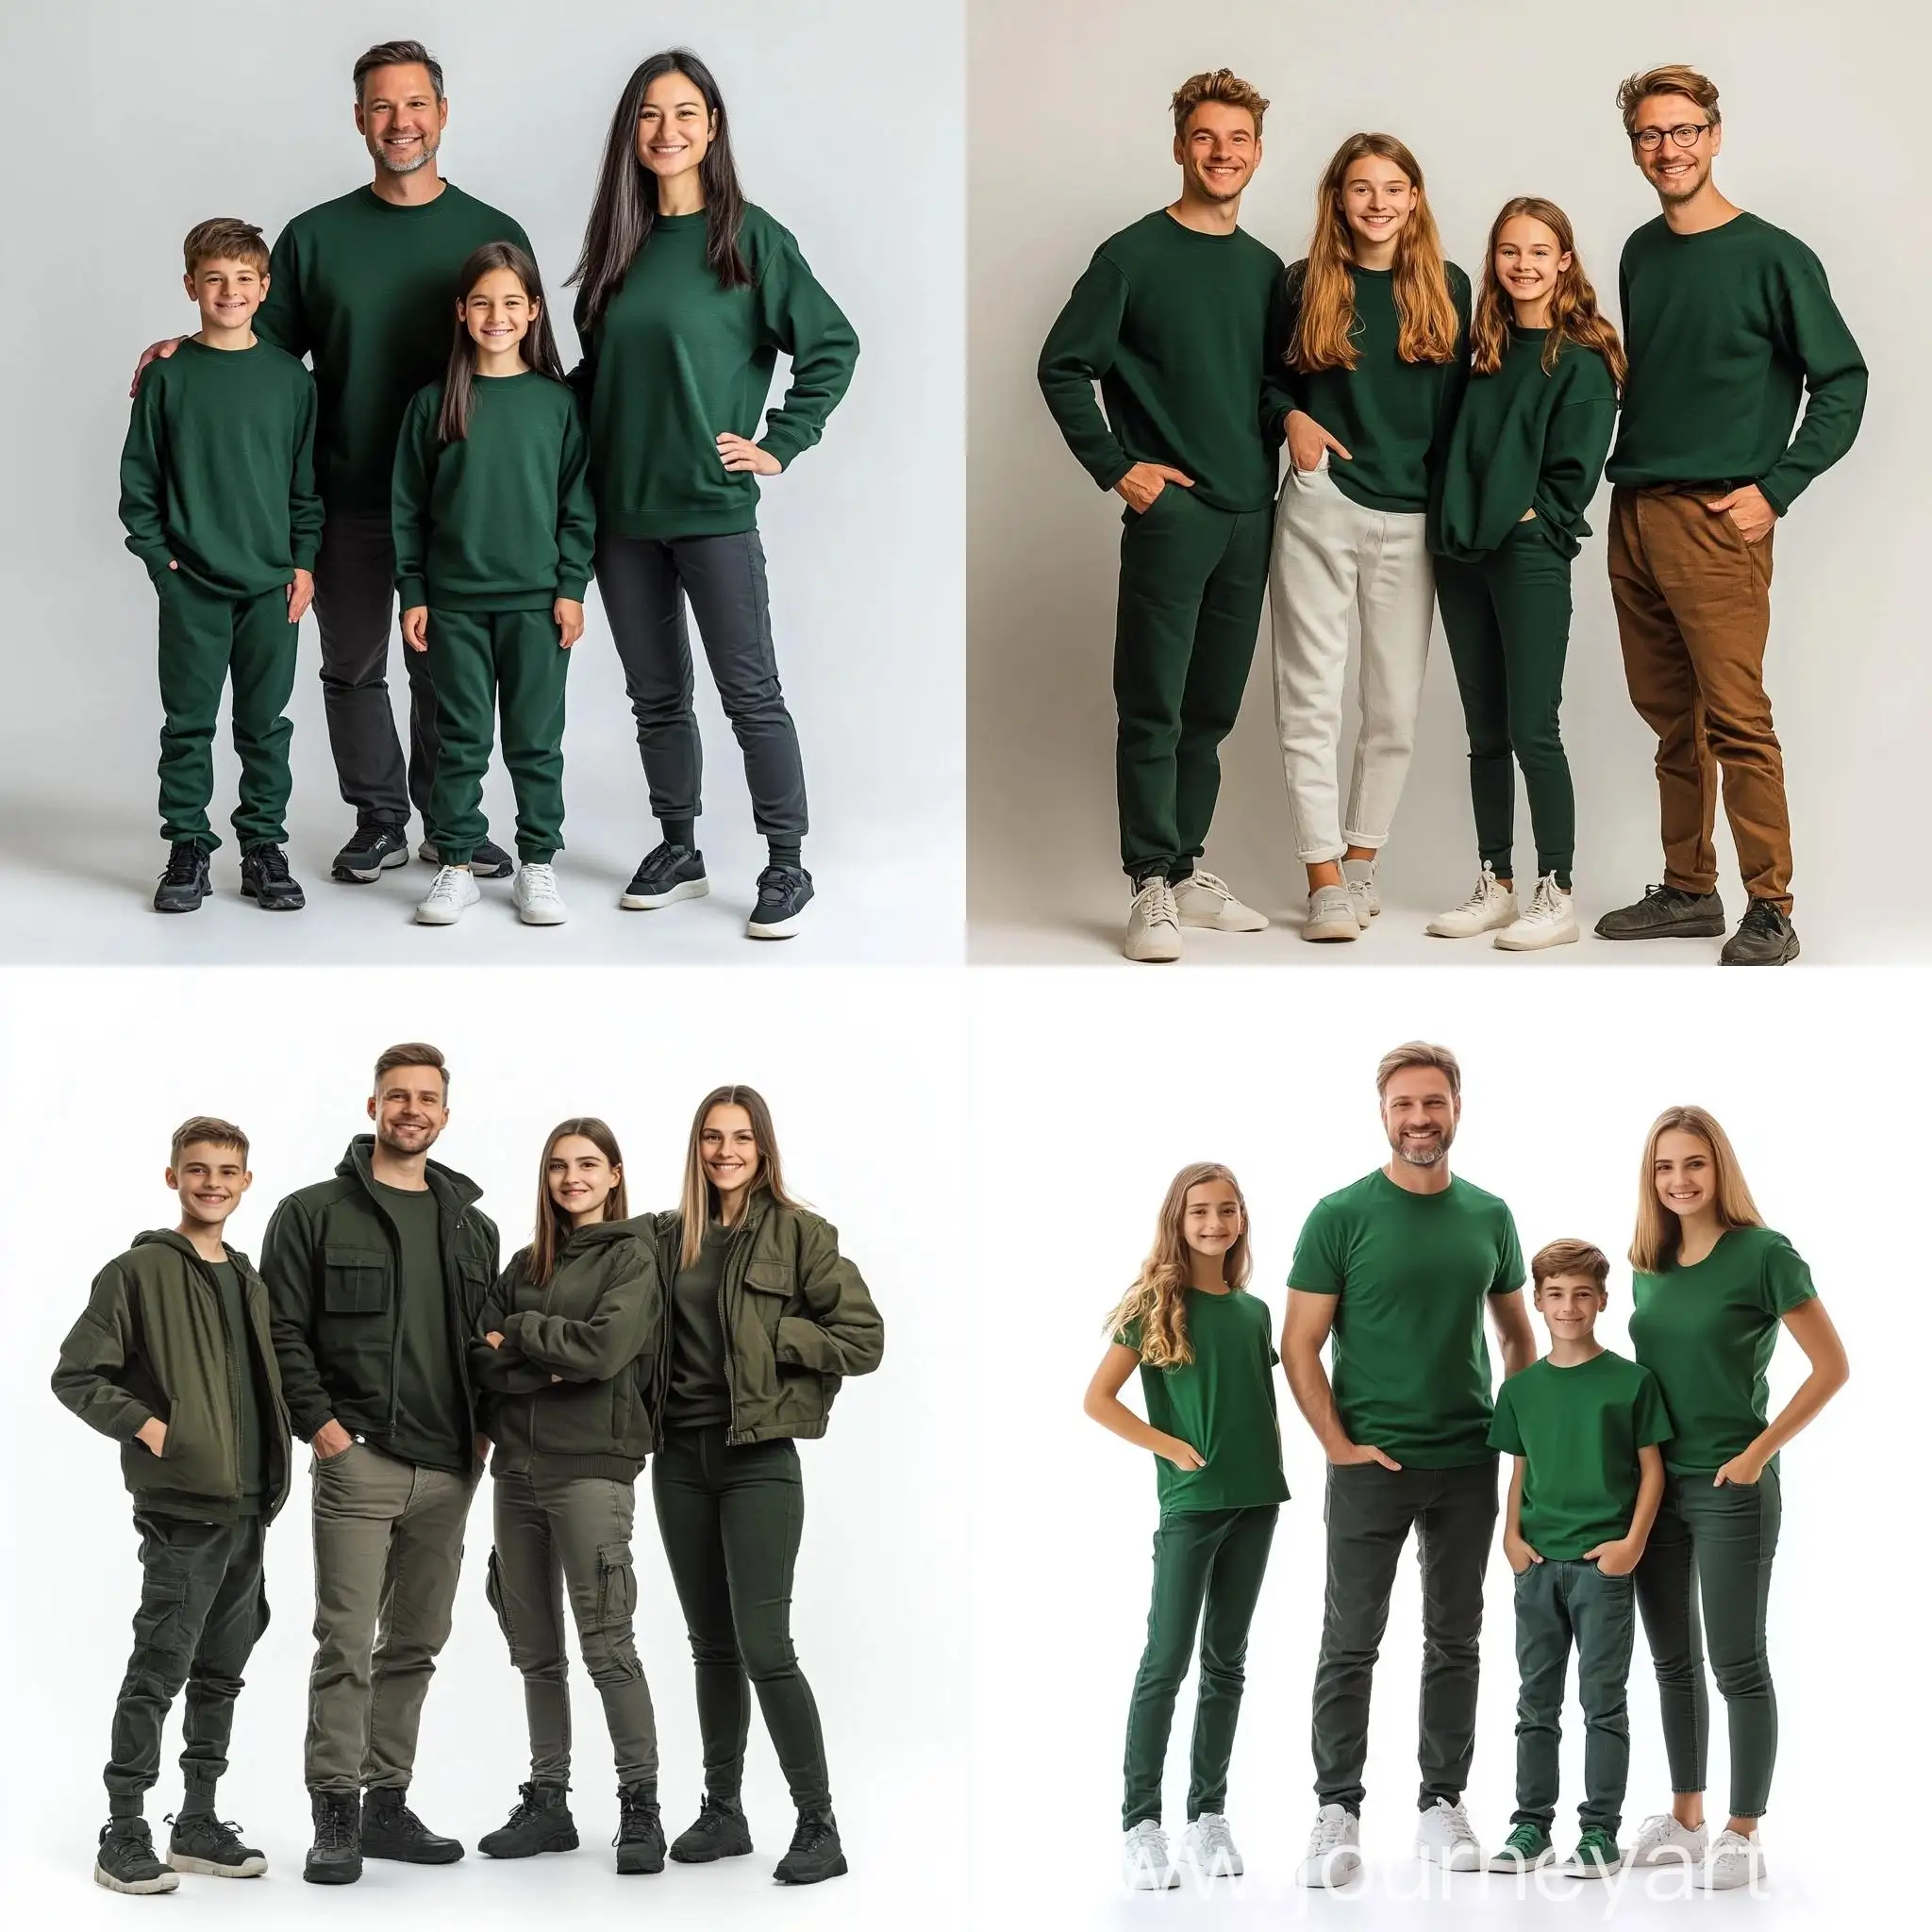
[677,1085,803,1270]
[529,1117,628,1290]
[1104,1163,1252,1369]
[1468,196,1627,385]
[1290,132,1459,373]
[1628,1106,1764,1273]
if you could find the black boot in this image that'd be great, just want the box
[153,841,211,913]
[303,1790,362,1886]
[94,1818,179,1894]
[478,1781,577,1859]
[360,1786,465,1864]
[669,1792,753,1863]
[240,842,306,909]
[614,1782,666,1875]
[773,1810,847,1886]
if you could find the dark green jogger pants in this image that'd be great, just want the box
[1433,526,1576,888]
[424,605,569,866]
[155,573,298,852]
[1114,490,1273,882]
[1123,1504,1277,1829]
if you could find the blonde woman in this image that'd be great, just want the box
[1084,1163,1289,1891]
[1624,1107,1847,1890]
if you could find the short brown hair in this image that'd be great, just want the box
[171,1116,249,1168]
[182,219,269,278]
[1532,1239,1610,1291]
[1374,1041,1462,1100]
[374,1041,449,1095]
[1172,68,1269,141]
[354,39,444,103]
[1616,64,1721,133]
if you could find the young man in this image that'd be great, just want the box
[121,220,321,914]
[1281,1042,1535,1886]
[261,1042,499,1885]
[1487,1241,1670,1880]
[1596,64,1866,966]
[133,42,532,885]
[53,1118,291,1895]
[1038,68,1290,963]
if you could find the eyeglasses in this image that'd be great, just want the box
[1629,122,1711,151]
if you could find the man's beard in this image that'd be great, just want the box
[377,1121,439,1155]
[372,135,440,176]
[1391,1128,1453,1168]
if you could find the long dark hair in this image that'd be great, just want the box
[528,1117,629,1290]
[570,48,752,334]
[437,242,566,444]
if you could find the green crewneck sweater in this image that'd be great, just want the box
[257,181,532,513]
[571,205,858,540]
[1606,211,1866,513]
[391,373,594,610]
[1039,209,1291,514]
[1431,327,1618,561]
[120,338,323,596]
[1273,260,1472,512]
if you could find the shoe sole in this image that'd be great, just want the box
[1425,923,1508,939]
[1303,923,1357,942]
[1123,1871,1179,1890]
[1493,925,1579,952]
[241,885,306,910]
[1417,1848,1483,1870]
[1124,941,1183,962]
[774,1854,849,1885]
[620,878,710,910]
[615,1850,667,1874]
[517,908,569,926]
[333,849,411,884]
[414,908,472,925]
[94,1865,180,1894]
[302,1861,362,1885]
[747,913,808,940]
[1695,1868,1757,1890]
[361,1845,464,1864]
[1488,1850,1557,1872]
[170,1853,267,1877]
[1627,1851,1705,1870]
[1719,939,1800,967]
[1592,919,1725,941]
[481,1832,578,1858]
[1565,1859,1623,1878]
[1183,1854,1245,1877]
[153,899,208,913]
[1296,1855,1362,1888]
[1176,913,1269,932]
[670,1840,753,1864]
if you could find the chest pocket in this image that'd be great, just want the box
[740,1257,794,1344]
[323,1245,391,1314]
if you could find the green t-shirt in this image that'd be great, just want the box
[1290,1170,1524,1467]
[1488,1349,1672,1559]
[370,1180,468,1474]
[1629,1224,1817,1474]
[208,1259,268,1511]
[1118,1288,1290,1515]
[665,1223,732,1430]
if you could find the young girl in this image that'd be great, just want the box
[1426,199,1624,951]
[1269,133,1469,944]
[648,1086,883,1885]
[1624,1107,1848,1891]
[1084,1163,1289,1890]
[391,241,595,928]
[469,1119,665,1873]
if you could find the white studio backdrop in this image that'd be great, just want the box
[967,0,1932,964]
[0,0,964,965]
[0,966,971,1931]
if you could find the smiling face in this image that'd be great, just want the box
[1174,100,1260,205]
[1653,1127,1716,1221]
[1534,1270,1607,1345]
[184,256,267,336]
[1381,1065,1458,1167]
[1628,90,1720,204]
[700,1103,760,1203]
[170,1141,251,1230]
[1493,214,1570,316]
[459,266,534,358]
[358,61,447,175]
[1341,155,1419,256]
[368,1064,448,1157]
[1179,1178,1243,1269]
[635,70,715,184]
[547,1134,620,1225]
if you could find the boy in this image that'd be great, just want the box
[1486,1239,1671,1878]
[52,1118,292,1895]
[120,219,323,914]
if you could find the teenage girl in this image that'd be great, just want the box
[1623,1107,1848,1890]
[1084,1162,1289,1891]
[1426,198,1623,951]
[470,1119,664,1873]
[391,241,595,929]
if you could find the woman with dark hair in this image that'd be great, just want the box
[570,51,859,941]
[648,1085,884,1884]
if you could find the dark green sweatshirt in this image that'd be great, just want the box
[1272,260,1473,513]
[571,205,858,540]
[1606,211,1866,513]
[1039,209,1291,514]
[391,374,595,610]
[119,340,323,596]
[257,182,533,512]
[1431,328,1619,562]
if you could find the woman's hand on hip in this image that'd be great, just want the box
[717,433,781,475]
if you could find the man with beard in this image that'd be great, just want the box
[262,1041,500,1884]
[1038,67,1291,963]
[1280,1041,1534,1886]
[134,42,531,885]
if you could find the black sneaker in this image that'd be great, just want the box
[419,835,513,879]
[614,1782,667,1875]
[1593,882,1726,941]
[304,1790,362,1885]
[154,841,210,913]
[478,1781,577,1859]
[620,841,709,910]
[1720,899,1801,966]
[240,842,306,910]
[331,824,410,883]
[167,1810,266,1877]
[669,1792,753,1864]
[746,864,813,940]
[95,1818,179,1894]
[772,1810,847,1886]
[361,1786,464,1864]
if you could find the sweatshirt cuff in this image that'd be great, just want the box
[140,553,175,586]
[555,577,588,604]
[292,543,320,573]
[758,424,808,471]
[1756,473,1796,519]
[395,576,428,610]
[1094,457,1133,494]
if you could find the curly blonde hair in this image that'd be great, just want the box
[1105,1163,1252,1368]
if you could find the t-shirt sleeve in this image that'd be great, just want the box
[1760,1234,1818,1317]
[1113,1316,1143,1355]
[1486,1380,1524,1456]
[1287,1199,1345,1295]
[1489,1205,1526,1293]
[1632,1366,1673,1449]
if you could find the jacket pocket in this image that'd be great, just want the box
[324,1245,391,1314]
[595,1541,638,1628]
[741,1259,793,1342]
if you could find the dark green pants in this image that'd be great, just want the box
[1433,527,1575,888]
[1313,1457,1497,1814]
[155,573,298,852]
[651,1427,828,1813]
[1511,1558,1636,1834]
[1123,1504,1276,1829]
[1114,491,1273,881]
[425,605,569,865]
[1634,1466,1781,1819]
[107,1512,269,1817]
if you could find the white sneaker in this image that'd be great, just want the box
[513,862,568,926]
[1426,863,1517,939]
[1303,883,1358,941]
[1493,874,1577,950]
[1296,1804,1361,1887]
[1625,1813,1707,1869]
[1341,856,1380,925]
[1181,1813,1242,1878]
[1174,870,1269,932]
[1121,1820,1178,1890]
[1695,1828,1764,1890]
[1124,877,1183,962]
[1415,1797,1482,1871]
[414,865,480,925]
